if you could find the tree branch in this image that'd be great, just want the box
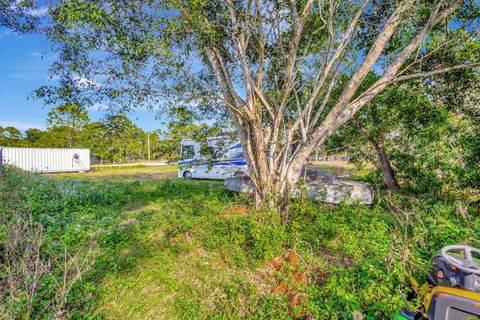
[393,62,480,82]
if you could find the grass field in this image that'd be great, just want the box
[1,164,479,319]
[56,164,178,180]
[57,162,359,181]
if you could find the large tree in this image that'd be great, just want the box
[9,0,480,205]
[103,114,145,162]
[335,29,480,192]
[333,79,455,191]
[47,104,89,147]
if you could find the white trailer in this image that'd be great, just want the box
[178,137,248,179]
[0,147,90,173]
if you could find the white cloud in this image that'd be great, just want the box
[28,7,49,17]
[0,29,12,37]
[0,29,22,38]
[0,120,46,131]
[10,1,49,17]
[74,76,102,88]
[88,103,109,111]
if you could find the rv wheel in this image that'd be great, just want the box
[234,171,244,177]
[183,171,192,180]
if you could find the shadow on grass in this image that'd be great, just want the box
[89,178,231,276]
[67,177,248,318]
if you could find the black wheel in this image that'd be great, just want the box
[234,171,244,177]
[183,171,193,180]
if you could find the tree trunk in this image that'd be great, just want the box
[372,137,399,190]
[245,122,275,207]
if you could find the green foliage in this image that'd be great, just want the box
[1,169,478,319]
[279,199,471,318]
[422,32,480,189]
[0,126,24,146]
[0,0,40,32]
[0,108,222,163]
[205,215,286,267]
[47,103,89,147]
[332,67,478,194]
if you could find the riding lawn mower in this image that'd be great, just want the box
[394,245,480,320]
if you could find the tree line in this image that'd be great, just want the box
[0,105,181,164]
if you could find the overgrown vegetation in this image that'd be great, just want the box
[1,1,479,318]
[1,167,478,319]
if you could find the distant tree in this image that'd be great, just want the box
[3,127,23,146]
[151,136,178,160]
[82,122,110,164]
[154,108,226,160]
[0,126,7,146]
[0,126,29,147]
[37,126,71,148]
[47,104,89,147]
[104,115,145,162]
[4,127,22,140]
[143,130,173,160]
[24,128,44,145]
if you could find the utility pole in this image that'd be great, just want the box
[147,132,151,161]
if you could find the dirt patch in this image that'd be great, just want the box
[223,203,250,217]
[257,249,324,317]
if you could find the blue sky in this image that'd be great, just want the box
[0,27,163,132]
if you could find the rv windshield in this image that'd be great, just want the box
[181,145,195,160]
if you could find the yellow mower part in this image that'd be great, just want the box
[424,286,480,311]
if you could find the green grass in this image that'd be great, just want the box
[55,165,178,180]
[1,166,479,319]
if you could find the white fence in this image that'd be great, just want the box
[0,147,90,173]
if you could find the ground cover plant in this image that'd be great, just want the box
[1,166,478,319]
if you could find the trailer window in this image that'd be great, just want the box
[201,146,222,159]
[181,145,195,159]
[212,147,223,159]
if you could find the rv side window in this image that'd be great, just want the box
[201,146,222,159]
[181,145,195,159]
[213,147,223,159]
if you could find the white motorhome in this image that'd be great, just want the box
[178,136,248,179]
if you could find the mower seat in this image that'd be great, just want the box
[425,286,480,319]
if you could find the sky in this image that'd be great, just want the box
[0,27,163,132]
